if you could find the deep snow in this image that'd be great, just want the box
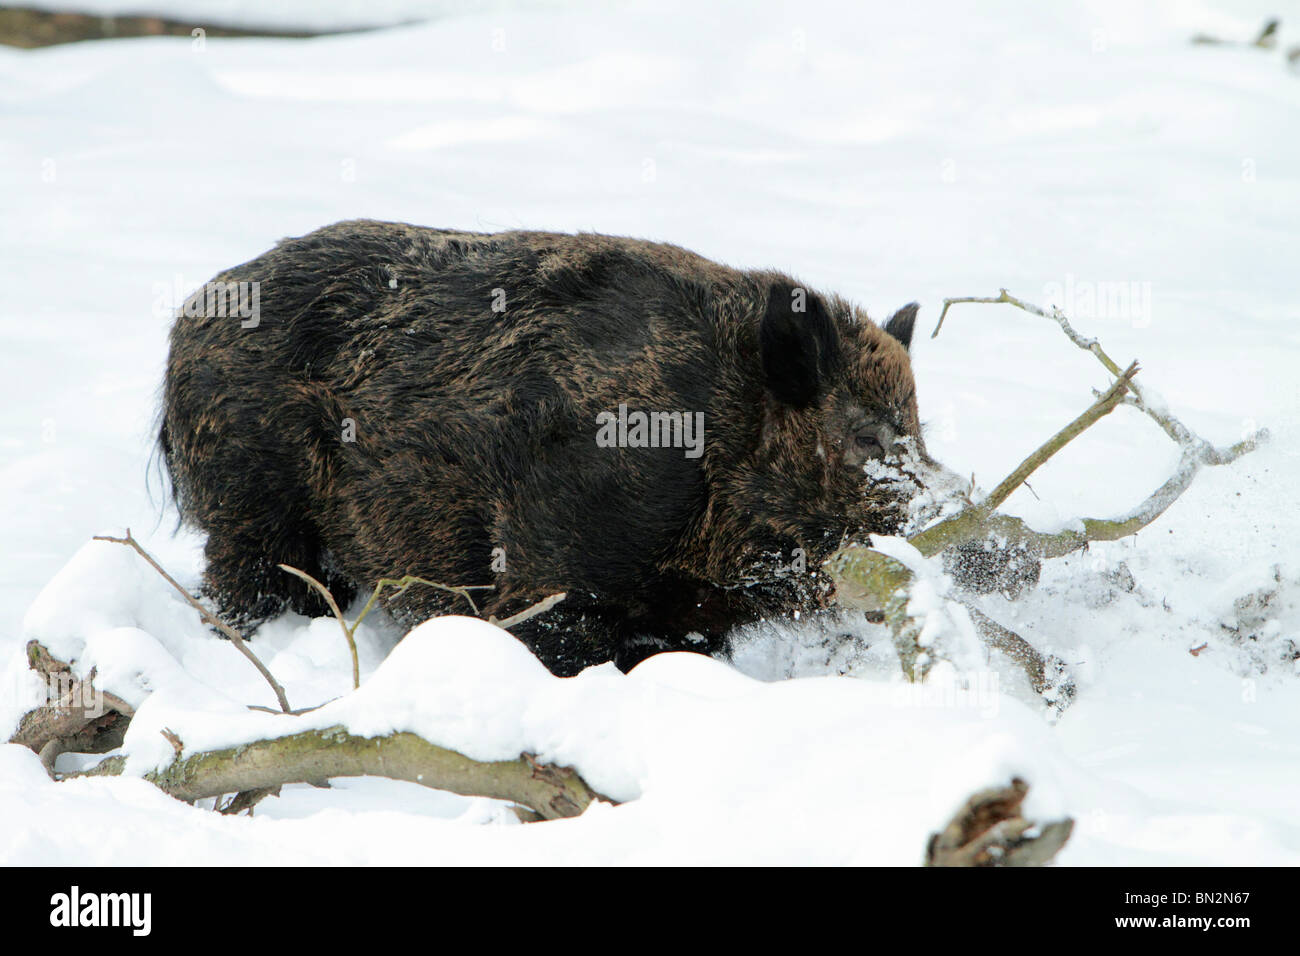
[2,0,1298,864]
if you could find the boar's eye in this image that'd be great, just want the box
[843,419,899,468]
[852,432,885,459]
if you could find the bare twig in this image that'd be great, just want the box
[161,728,184,758]
[490,592,568,630]
[361,575,490,621]
[218,787,280,816]
[280,565,496,691]
[911,290,1269,561]
[278,564,359,690]
[247,702,331,716]
[1191,18,1278,48]
[930,293,1011,339]
[349,576,493,651]
[93,531,291,712]
[911,433,1263,563]
[980,360,1138,515]
[930,288,1269,465]
[904,361,1139,561]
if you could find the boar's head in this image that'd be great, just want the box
[701,280,942,591]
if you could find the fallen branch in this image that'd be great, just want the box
[9,642,133,768]
[831,291,1268,687]
[964,605,1072,707]
[826,547,924,679]
[11,640,1066,859]
[94,530,291,712]
[828,370,1138,682]
[69,724,609,821]
[926,778,1074,866]
[10,638,608,821]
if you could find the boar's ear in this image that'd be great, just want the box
[760,282,841,409]
[883,302,919,351]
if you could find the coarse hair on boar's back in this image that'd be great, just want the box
[161,219,934,675]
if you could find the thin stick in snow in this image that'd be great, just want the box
[93,530,292,713]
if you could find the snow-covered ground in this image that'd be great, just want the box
[2,0,1298,865]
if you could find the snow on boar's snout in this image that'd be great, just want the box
[160,220,934,675]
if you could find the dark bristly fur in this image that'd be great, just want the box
[161,220,931,675]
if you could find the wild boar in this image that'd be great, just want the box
[162,219,982,674]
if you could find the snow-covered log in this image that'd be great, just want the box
[9,636,1072,863]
